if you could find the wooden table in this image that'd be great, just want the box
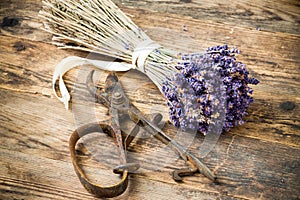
[1,0,299,199]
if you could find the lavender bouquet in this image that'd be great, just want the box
[39,0,259,134]
[162,45,259,134]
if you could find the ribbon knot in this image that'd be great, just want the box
[132,40,161,72]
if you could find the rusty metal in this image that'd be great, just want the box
[69,71,216,198]
[69,123,130,198]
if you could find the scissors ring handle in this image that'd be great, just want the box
[69,122,128,198]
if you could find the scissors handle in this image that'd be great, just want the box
[69,122,128,198]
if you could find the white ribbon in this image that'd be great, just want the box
[52,39,160,110]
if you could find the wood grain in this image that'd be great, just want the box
[1,0,300,199]
[114,0,300,35]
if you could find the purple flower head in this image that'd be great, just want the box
[162,44,259,134]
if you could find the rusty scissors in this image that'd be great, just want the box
[69,71,216,198]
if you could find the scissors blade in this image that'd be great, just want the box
[128,105,216,182]
[110,107,127,165]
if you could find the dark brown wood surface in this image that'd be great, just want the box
[1,0,299,199]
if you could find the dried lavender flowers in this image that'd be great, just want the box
[162,44,259,134]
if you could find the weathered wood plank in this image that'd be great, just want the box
[0,88,299,199]
[1,0,300,199]
[114,0,300,35]
[1,149,229,200]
